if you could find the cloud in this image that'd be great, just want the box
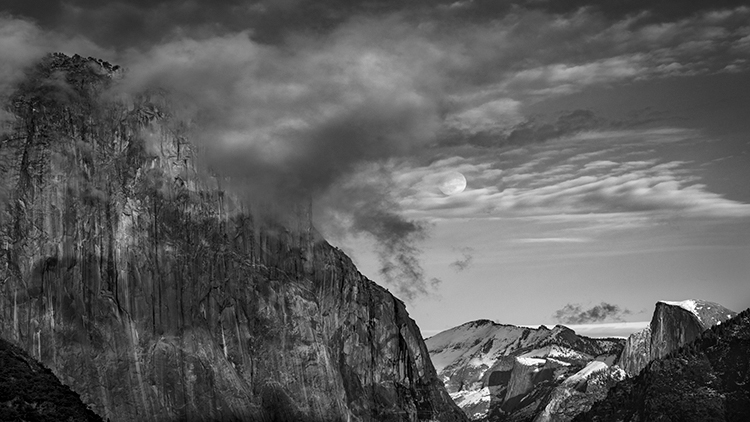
[390,128,750,223]
[0,16,48,95]
[433,5,750,106]
[0,14,452,300]
[449,247,474,271]
[3,0,416,48]
[554,302,633,325]
[113,19,454,301]
[117,18,448,199]
[3,0,749,301]
[0,15,111,130]
[444,98,523,134]
[439,108,607,149]
[114,18,461,300]
[320,165,435,300]
[6,2,749,141]
[515,238,590,243]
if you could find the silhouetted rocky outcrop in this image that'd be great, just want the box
[0,336,102,422]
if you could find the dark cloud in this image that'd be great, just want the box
[449,247,474,272]
[0,13,447,300]
[116,18,444,198]
[431,0,750,27]
[3,0,748,301]
[442,106,688,148]
[0,0,412,48]
[5,0,748,52]
[0,15,110,115]
[554,302,632,325]
[318,164,437,300]
[112,18,449,299]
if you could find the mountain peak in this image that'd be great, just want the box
[426,320,624,420]
[466,319,496,328]
[619,299,736,377]
[656,299,736,329]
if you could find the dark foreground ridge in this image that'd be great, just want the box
[574,308,750,422]
[0,53,466,421]
[0,337,103,422]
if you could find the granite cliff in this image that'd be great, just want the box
[574,307,750,422]
[0,53,466,422]
[425,320,623,421]
[618,300,736,376]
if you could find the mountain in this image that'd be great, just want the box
[0,53,466,422]
[425,320,624,421]
[0,336,103,422]
[618,300,736,376]
[573,308,750,422]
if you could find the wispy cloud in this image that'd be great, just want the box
[515,238,590,244]
[449,247,474,271]
[391,128,750,224]
[0,15,110,98]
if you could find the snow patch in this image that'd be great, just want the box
[659,299,697,315]
[563,361,608,385]
[516,356,546,366]
[450,386,491,407]
[659,299,703,323]
[520,345,591,362]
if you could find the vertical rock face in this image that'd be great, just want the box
[618,300,736,377]
[425,321,623,421]
[618,326,651,377]
[0,54,466,422]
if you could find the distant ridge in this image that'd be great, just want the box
[426,319,624,420]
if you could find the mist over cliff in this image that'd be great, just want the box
[0,12,452,301]
[0,53,465,422]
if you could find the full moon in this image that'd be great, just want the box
[438,171,467,196]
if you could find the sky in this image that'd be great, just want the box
[1,0,749,338]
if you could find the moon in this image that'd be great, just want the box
[438,171,467,196]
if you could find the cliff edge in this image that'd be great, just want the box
[0,53,466,422]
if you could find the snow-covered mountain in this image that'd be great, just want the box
[426,320,623,421]
[426,299,736,422]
